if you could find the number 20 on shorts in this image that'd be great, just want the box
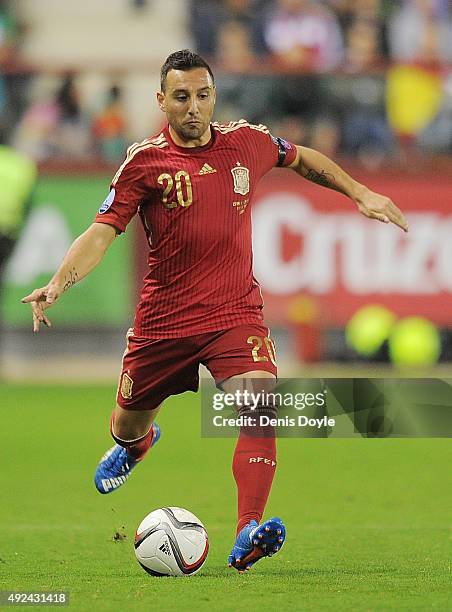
[247,335,277,366]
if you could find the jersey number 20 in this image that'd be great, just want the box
[158,171,193,209]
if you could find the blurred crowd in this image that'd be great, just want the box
[192,0,452,71]
[1,0,452,165]
[11,75,128,163]
[0,0,128,162]
[193,0,452,164]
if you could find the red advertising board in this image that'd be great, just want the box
[253,169,452,326]
[134,168,452,328]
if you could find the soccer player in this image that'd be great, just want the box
[22,50,408,573]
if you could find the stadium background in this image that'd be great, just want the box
[3,0,452,376]
[1,1,451,610]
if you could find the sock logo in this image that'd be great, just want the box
[249,457,276,467]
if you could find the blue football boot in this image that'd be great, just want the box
[94,423,160,494]
[228,517,286,572]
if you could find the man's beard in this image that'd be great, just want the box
[178,122,206,141]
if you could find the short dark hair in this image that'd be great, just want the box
[160,49,214,91]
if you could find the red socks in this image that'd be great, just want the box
[110,412,154,460]
[232,419,277,535]
[109,410,276,533]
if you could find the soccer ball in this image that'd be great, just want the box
[134,507,209,577]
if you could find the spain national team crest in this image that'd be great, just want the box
[120,373,133,399]
[231,163,250,196]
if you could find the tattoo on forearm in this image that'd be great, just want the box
[305,169,336,188]
[63,267,79,292]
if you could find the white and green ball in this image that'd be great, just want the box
[134,507,209,577]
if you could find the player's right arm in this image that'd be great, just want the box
[288,145,408,232]
[21,222,117,332]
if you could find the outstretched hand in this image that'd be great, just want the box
[356,188,408,232]
[21,283,62,333]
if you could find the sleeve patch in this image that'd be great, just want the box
[98,188,116,214]
[271,135,293,167]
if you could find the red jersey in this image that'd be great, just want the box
[95,120,297,338]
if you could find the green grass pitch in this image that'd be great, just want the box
[1,384,451,611]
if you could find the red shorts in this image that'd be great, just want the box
[116,324,277,411]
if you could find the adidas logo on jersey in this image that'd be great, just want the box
[158,540,171,556]
[199,163,217,175]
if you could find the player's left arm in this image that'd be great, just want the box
[288,145,408,232]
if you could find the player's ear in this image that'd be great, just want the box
[156,91,165,112]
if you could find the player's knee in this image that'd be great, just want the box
[237,402,278,438]
[110,409,151,444]
[237,402,278,420]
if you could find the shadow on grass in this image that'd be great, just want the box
[197,564,396,579]
[259,565,396,578]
